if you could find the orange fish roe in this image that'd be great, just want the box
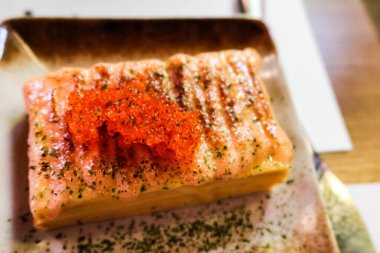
[66,83,201,161]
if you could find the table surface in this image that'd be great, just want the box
[305,0,380,183]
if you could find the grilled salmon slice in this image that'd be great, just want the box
[23,48,293,229]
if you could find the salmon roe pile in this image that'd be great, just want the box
[66,81,200,160]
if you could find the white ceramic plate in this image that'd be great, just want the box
[0,18,338,253]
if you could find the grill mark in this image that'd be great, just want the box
[138,62,151,93]
[211,53,253,175]
[191,56,219,153]
[217,61,237,129]
[221,51,261,168]
[225,51,263,121]
[168,62,187,109]
[197,54,239,168]
[196,59,215,130]
[242,55,268,122]
[253,79,271,119]
[191,75,208,129]
[215,51,247,165]
[155,62,175,101]
[141,61,159,94]
[179,57,213,137]
[148,64,167,95]
[243,50,271,121]
[166,56,206,132]
[218,52,241,130]
[188,67,210,133]
[221,52,255,133]
[169,57,198,115]
[242,50,278,156]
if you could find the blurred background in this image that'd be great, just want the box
[1,0,379,251]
